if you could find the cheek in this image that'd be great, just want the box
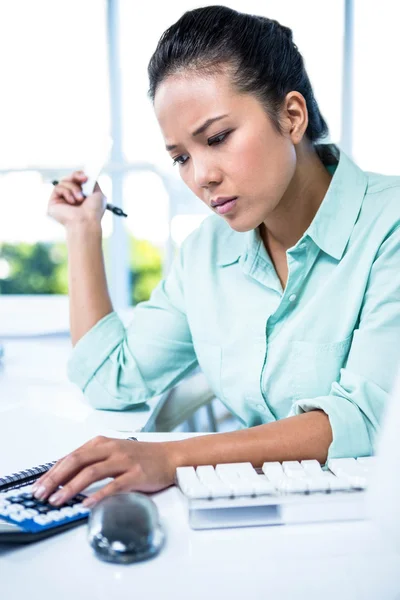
[233,132,295,196]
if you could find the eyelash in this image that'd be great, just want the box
[172,130,232,167]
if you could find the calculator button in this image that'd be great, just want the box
[6,503,24,513]
[47,510,63,522]
[8,496,23,503]
[11,512,28,522]
[33,515,51,526]
[72,504,90,515]
[58,507,74,518]
[20,493,34,500]
[37,505,51,514]
[22,500,37,508]
[24,508,39,517]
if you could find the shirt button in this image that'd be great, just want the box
[299,242,306,250]
[256,404,266,412]
[289,294,297,302]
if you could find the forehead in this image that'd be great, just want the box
[154,71,240,139]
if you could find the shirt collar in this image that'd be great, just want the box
[217,146,368,266]
[305,148,368,260]
[216,227,260,267]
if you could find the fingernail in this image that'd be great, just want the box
[76,192,84,200]
[49,491,64,506]
[33,485,47,500]
[83,497,96,508]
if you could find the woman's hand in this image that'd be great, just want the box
[47,171,106,228]
[31,436,179,508]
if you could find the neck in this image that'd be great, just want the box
[260,143,333,252]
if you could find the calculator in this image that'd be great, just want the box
[0,483,90,543]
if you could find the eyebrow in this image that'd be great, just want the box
[165,114,229,151]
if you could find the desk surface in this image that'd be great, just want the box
[1,338,400,600]
[0,337,164,444]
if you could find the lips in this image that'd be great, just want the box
[212,197,238,215]
[210,196,237,208]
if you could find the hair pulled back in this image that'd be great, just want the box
[148,5,333,157]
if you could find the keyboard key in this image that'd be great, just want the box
[323,473,354,492]
[225,463,276,496]
[304,477,330,493]
[262,462,286,485]
[327,458,368,489]
[277,478,308,494]
[301,460,324,477]
[356,457,375,468]
[215,464,255,497]
[196,466,232,498]
[282,461,306,479]
[176,467,210,499]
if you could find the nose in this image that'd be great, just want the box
[192,156,222,189]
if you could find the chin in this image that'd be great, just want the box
[223,213,262,233]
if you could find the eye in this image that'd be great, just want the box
[208,130,231,146]
[172,154,189,166]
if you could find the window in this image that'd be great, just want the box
[1,1,349,309]
[353,0,400,174]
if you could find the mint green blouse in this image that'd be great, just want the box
[68,146,400,460]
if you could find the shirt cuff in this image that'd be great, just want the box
[289,391,373,460]
[67,312,125,391]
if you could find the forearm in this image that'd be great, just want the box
[66,222,113,346]
[169,410,333,469]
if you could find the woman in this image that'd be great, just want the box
[33,6,400,508]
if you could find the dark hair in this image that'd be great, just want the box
[148,5,336,161]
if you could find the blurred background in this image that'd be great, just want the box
[0,0,398,311]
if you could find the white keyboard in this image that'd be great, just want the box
[176,457,374,529]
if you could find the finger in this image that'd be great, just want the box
[32,437,110,500]
[52,182,78,205]
[48,458,124,507]
[58,179,85,202]
[83,472,138,508]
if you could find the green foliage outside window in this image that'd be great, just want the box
[0,237,163,305]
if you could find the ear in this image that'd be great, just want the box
[282,92,308,145]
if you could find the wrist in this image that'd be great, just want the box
[162,441,187,480]
[66,220,103,239]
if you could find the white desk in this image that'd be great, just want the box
[1,338,400,599]
[0,336,165,436]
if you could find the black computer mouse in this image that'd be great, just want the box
[87,492,165,564]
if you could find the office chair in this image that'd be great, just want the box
[154,370,218,433]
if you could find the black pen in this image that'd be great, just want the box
[51,180,128,217]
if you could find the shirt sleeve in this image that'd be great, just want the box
[67,246,198,410]
[289,224,400,459]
